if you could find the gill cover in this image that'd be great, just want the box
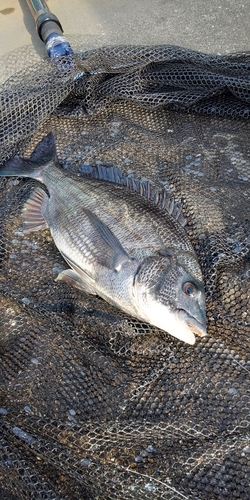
[134,253,206,344]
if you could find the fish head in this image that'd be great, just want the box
[133,252,206,345]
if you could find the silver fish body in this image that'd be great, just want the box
[0,133,206,344]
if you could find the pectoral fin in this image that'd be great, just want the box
[56,269,97,295]
[83,208,132,271]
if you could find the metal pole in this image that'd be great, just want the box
[25,0,74,60]
[26,0,63,41]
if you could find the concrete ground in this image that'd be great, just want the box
[0,0,249,59]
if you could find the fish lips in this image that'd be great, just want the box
[177,308,207,339]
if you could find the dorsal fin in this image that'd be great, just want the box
[80,164,187,227]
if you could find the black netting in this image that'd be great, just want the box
[0,43,249,499]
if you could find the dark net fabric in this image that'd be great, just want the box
[0,44,249,499]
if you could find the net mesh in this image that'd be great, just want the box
[0,43,249,499]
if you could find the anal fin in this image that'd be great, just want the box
[22,187,49,233]
[56,269,97,295]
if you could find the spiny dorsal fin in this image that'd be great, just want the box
[80,164,187,227]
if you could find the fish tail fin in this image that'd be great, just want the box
[28,132,57,165]
[0,133,57,180]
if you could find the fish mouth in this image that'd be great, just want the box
[178,309,207,338]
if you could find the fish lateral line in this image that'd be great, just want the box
[0,133,206,345]
[1,132,186,228]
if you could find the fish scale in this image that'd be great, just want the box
[0,132,206,345]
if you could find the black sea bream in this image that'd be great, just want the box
[0,133,206,344]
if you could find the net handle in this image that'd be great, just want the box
[25,0,74,59]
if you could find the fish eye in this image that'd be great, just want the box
[183,281,197,297]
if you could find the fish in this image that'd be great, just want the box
[0,133,206,345]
